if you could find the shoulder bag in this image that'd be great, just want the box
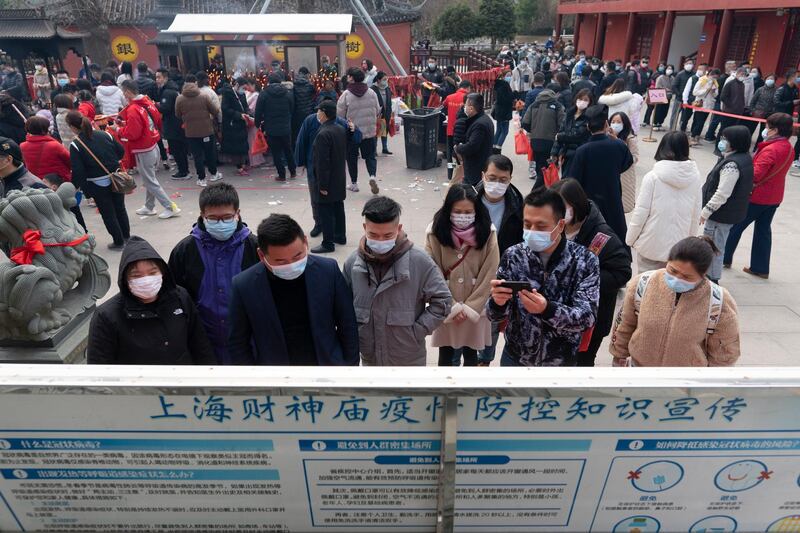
[73,134,137,194]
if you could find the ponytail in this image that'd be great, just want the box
[65,110,93,139]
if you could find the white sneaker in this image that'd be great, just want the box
[368,176,379,194]
[793,160,800,169]
[348,182,359,192]
[135,206,157,216]
[197,178,207,187]
[158,206,181,219]
[210,172,223,182]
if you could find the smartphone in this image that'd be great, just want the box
[499,281,533,293]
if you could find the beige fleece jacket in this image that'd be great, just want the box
[610,270,740,366]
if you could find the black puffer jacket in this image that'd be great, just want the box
[0,96,29,144]
[220,85,249,155]
[551,108,590,159]
[255,82,294,137]
[292,76,316,128]
[455,112,494,184]
[87,236,216,365]
[491,78,514,122]
[157,80,184,140]
[136,75,158,101]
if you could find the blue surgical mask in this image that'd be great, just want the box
[204,217,237,241]
[267,255,308,281]
[504,76,512,83]
[717,139,729,153]
[664,272,698,293]
[367,237,396,255]
[762,128,770,139]
[523,227,558,252]
[765,79,775,87]
[57,78,68,87]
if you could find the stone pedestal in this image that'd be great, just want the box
[0,306,94,364]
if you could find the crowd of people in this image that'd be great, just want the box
[0,45,798,368]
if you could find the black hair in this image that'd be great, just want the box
[466,92,484,113]
[709,68,721,76]
[605,77,626,95]
[42,173,64,187]
[234,76,248,87]
[374,71,386,82]
[120,61,133,76]
[156,67,169,77]
[25,116,51,136]
[458,80,472,89]
[555,71,570,87]
[668,235,719,276]
[185,74,197,83]
[100,70,115,84]
[362,196,401,224]
[319,102,336,119]
[586,104,609,132]
[720,125,751,153]
[606,61,616,71]
[484,153,513,174]
[298,66,310,75]
[533,72,545,84]
[257,214,304,251]
[75,78,92,92]
[609,111,634,141]
[136,62,149,73]
[654,130,690,162]
[363,59,374,70]
[52,93,73,110]
[524,187,566,221]
[66,110,93,139]
[767,112,794,138]
[431,184,491,250]
[573,88,593,106]
[550,178,590,223]
[347,67,365,83]
[120,79,139,95]
[77,89,93,102]
[196,71,209,87]
[200,182,240,212]
[56,69,69,76]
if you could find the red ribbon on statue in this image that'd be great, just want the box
[10,230,89,265]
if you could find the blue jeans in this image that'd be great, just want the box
[723,203,779,275]
[703,219,733,282]
[493,120,510,147]
[478,322,500,363]
[500,347,522,367]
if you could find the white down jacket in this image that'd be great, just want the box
[95,84,126,115]
[599,90,644,134]
[626,159,703,262]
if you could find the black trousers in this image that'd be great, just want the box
[70,206,87,232]
[690,111,710,138]
[84,181,130,245]
[679,107,693,132]
[705,107,723,140]
[318,200,346,248]
[643,104,654,125]
[577,330,605,367]
[166,137,189,175]
[266,134,296,179]
[438,346,478,366]
[157,138,167,161]
[653,101,670,126]
[716,115,740,146]
[187,136,217,180]
[347,137,377,182]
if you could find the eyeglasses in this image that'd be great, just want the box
[205,215,237,223]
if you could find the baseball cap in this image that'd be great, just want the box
[317,99,337,118]
[0,136,22,163]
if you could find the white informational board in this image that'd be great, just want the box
[1,366,799,532]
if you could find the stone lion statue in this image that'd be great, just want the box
[0,183,110,341]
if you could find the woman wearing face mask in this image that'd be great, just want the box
[749,73,777,143]
[626,131,702,273]
[607,112,638,213]
[52,94,76,149]
[371,71,393,155]
[750,66,764,91]
[551,179,631,366]
[67,111,130,249]
[550,88,593,176]
[426,184,499,366]
[599,78,644,134]
[88,236,216,364]
[610,236,740,367]
[490,70,514,154]
[651,64,674,130]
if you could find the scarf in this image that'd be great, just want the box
[358,231,413,284]
[451,225,477,249]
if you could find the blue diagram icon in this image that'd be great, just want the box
[714,460,769,492]
[612,515,661,532]
[689,514,738,532]
[628,460,684,492]
[766,515,800,531]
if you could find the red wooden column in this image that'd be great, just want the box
[594,13,607,57]
[657,11,676,63]
[555,13,563,38]
[712,9,734,69]
[623,12,637,61]
[573,14,583,51]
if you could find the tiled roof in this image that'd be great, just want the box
[0,10,88,40]
[370,10,421,25]
[102,0,251,24]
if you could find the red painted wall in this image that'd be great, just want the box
[578,14,598,55]
[752,12,791,77]
[64,26,160,75]
[603,14,629,61]
[559,0,800,15]
[696,14,717,66]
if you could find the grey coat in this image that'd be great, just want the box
[343,246,451,365]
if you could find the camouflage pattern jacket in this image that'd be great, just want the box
[487,237,600,366]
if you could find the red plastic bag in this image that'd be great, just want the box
[514,129,529,155]
[578,326,594,352]
[251,129,268,156]
[543,162,560,187]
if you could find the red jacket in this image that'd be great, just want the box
[751,136,794,205]
[118,95,161,153]
[20,134,71,182]
[444,88,469,137]
[78,101,96,121]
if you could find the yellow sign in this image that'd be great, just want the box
[345,34,365,60]
[268,35,289,61]
[207,45,220,61]
[111,36,139,62]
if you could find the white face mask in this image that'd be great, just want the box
[450,213,476,229]
[684,64,694,72]
[575,100,589,110]
[267,255,308,281]
[483,181,508,199]
[696,70,705,78]
[128,274,163,300]
[610,122,624,134]
[367,237,396,254]
[564,206,574,224]
[666,69,673,76]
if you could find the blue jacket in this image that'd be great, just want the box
[228,255,359,365]
[523,86,544,118]
[295,113,360,183]
[487,237,600,366]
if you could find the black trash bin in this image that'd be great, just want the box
[402,107,440,170]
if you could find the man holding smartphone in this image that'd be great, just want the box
[487,187,600,366]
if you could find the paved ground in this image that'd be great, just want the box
[88,117,800,366]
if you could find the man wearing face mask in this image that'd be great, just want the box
[418,59,444,108]
[344,196,451,366]
[454,93,494,185]
[0,62,27,102]
[511,58,534,102]
[488,187,600,367]
[670,60,694,131]
[716,67,748,154]
[88,236,216,364]
[168,183,259,364]
[229,213,358,365]
[0,137,46,197]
